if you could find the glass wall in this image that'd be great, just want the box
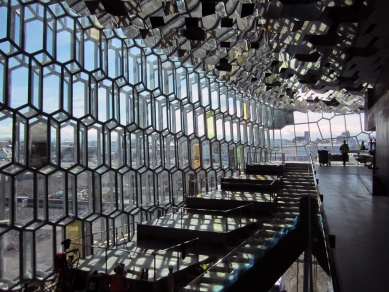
[0,1,273,284]
[274,112,374,161]
[0,0,374,285]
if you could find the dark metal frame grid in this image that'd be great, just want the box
[275,112,374,160]
[0,0,375,287]
[0,0,274,285]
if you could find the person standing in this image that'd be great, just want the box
[360,140,366,150]
[106,264,129,292]
[340,140,349,166]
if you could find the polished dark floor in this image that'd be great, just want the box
[315,162,389,292]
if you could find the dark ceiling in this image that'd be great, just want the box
[65,0,389,113]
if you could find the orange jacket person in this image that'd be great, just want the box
[106,264,129,292]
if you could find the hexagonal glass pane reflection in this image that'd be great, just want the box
[0,0,377,284]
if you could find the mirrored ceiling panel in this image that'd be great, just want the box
[64,0,389,113]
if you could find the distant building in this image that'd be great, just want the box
[0,140,11,148]
[336,131,351,143]
[292,131,310,144]
[0,148,11,159]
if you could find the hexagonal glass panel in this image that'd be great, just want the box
[48,170,65,222]
[15,171,34,226]
[0,0,377,284]
[0,230,20,282]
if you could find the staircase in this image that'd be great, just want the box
[275,163,316,219]
[181,162,318,292]
[221,163,318,292]
[182,219,295,291]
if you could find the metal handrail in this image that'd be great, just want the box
[246,151,262,164]
[168,203,254,232]
[72,237,200,257]
[158,237,199,253]
[182,215,280,289]
[70,237,200,281]
[69,196,177,240]
[309,153,341,292]
[68,242,154,276]
[304,160,313,292]
[175,203,253,215]
[189,174,224,194]
[68,222,135,241]
[189,175,222,183]
[68,198,178,243]
[137,196,180,209]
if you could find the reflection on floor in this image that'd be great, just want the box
[317,162,389,292]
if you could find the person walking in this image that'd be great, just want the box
[340,140,349,166]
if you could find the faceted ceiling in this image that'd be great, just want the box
[66,0,389,113]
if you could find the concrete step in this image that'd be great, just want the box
[282,177,314,181]
[283,188,315,191]
[277,193,305,197]
[281,190,316,195]
[285,175,310,179]
[284,169,312,172]
[275,209,299,215]
[284,168,312,171]
[282,181,314,184]
[284,171,312,175]
[276,198,301,203]
[285,166,311,168]
[284,174,311,177]
[229,245,261,255]
[200,273,228,284]
[275,202,299,207]
[282,177,314,180]
[285,163,310,167]
[278,210,299,215]
[281,184,316,188]
[282,182,314,185]
[275,212,299,219]
[281,188,316,193]
[224,253,252,264]
[262,222,288,230]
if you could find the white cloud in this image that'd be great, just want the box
[0,124,12,139]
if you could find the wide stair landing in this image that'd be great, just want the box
[183,163,315,291]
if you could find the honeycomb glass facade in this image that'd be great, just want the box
[273,111,374,161]
[0,0,374,286]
